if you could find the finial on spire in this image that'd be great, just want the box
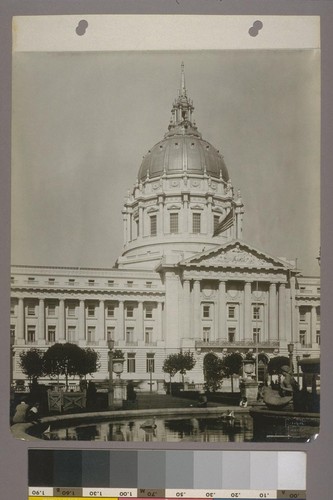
[180,61,186,97]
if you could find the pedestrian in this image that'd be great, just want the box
[27,403,41,424]
[12,400,29,423]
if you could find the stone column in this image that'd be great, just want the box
[78,300,85,340]
[183,280,191,338]
[278,283,286,340]
[17,298,25,340]
[244,282,252,340]
[139,205,144,238]
[290,276,297,343]
[99,300,105,341]
[157,302,163,341]
[193,280,201,339]
[137,301,144,341]
[311,306,317,345]
[118,300,124,341]
[269,283,277,340]
[38,299,45,340]
[59,299,66,340]
[218,281,226,340]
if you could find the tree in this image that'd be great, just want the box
[175,351,196,386]
[267,356,291,375]
[19,348,45,384]
[203,353,225,392]
[43,342,91,390]
[77,348,100,379]
[222,352,243,392]
[162,354,179,395]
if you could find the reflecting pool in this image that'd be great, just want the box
[36,414,254,442]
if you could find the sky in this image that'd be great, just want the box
[11,50,320,275]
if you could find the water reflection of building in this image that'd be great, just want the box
[10,65,320,390]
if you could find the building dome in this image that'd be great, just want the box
[138,63,229,183]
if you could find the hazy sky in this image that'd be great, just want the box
[11,50,320,275]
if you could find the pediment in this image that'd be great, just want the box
[179,240,292,270]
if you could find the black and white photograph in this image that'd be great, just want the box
[10,43,320,442]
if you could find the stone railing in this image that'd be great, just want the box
[195,339,279,349]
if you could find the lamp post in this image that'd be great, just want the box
[287,342,294,373]
[107,335,115,409]
[296,355,301,386]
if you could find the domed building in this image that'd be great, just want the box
[10,65,320,392]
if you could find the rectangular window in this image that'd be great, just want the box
[11,276,14,284]
[203,305,210,318]
[27,304,35,316]
[253,328,261,343]
[87,305,95,317]
[27,326,36,343]
[69,278,75,285]
[145,281,152,288]
[107,304,115,317]
[88,279,95,286]
[192,213,201,233]
[28,277,35,282]
[10,301,15,315]
[316,330,320,345]
[108,280,114,287]
[68,304,76,317]
[317,287,321,294]
[213,215,220,232]
[145,327,153,344]
[107,326,115,341]
[136,219,139,237]
[228,306,236,319]
[145,304,153,319]
[127,281,133,288]
[228,327,236,342]
[126,305,134,318]
[126,327,134,343]
[299,330,306,345]
[316,307,320,320]
[170,213,179,234]
[150,215,157,236]
[299,309,306,322]
[10,325,15,339]
[67,326,76,342]
[253,306,260,320]
[127,353,136,373]
[48,303,56,316]
[48,278,55,284]
[87,326,95,343]
[47,326,56,343]
[146,353,155,373]
[203,327,210,342]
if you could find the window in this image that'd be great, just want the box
[150,215,157,236]
[88,279,95,286]
[145,327,153,344]
[145,304,153,319]
[317,287,321,294]
[67,326,76,342]
[228,327,236,342]
[192,213,201,233]
[47,326,56,343]
[127,281,133,288]
[48,278,55,284]
[126,305,134,318]
[127,353,136,373]
[146,353,155,373]
[87,326,95,343]
[299,309,306,322]
[253,306,260,320]
[228,306,236,319]
[68,304,76,317]
[28,277,35,282]
[11,276,14,283]
[126,327,134,343]
[136,219,139,237]
[316,330,320,345]
[27,304,35,316]
[300,286,306,292]
[48,303,56,316]
[87,304,95,317]
[69,278,75,285]
[170,213,179,234]
[108,280,114,287]
[299,330,306,346]
[203,305,210,318]
[10,325,15,339]
[145,281,152,288]
[213,215,220,232]
[316,307,320,320]
[253,328,261,343]
[27,326,36,343]
[203,327,210,342]
[10,301,15,315]
[107,326,115,341]
[107,304,115,317]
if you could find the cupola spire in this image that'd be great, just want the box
[180,61,186,97]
